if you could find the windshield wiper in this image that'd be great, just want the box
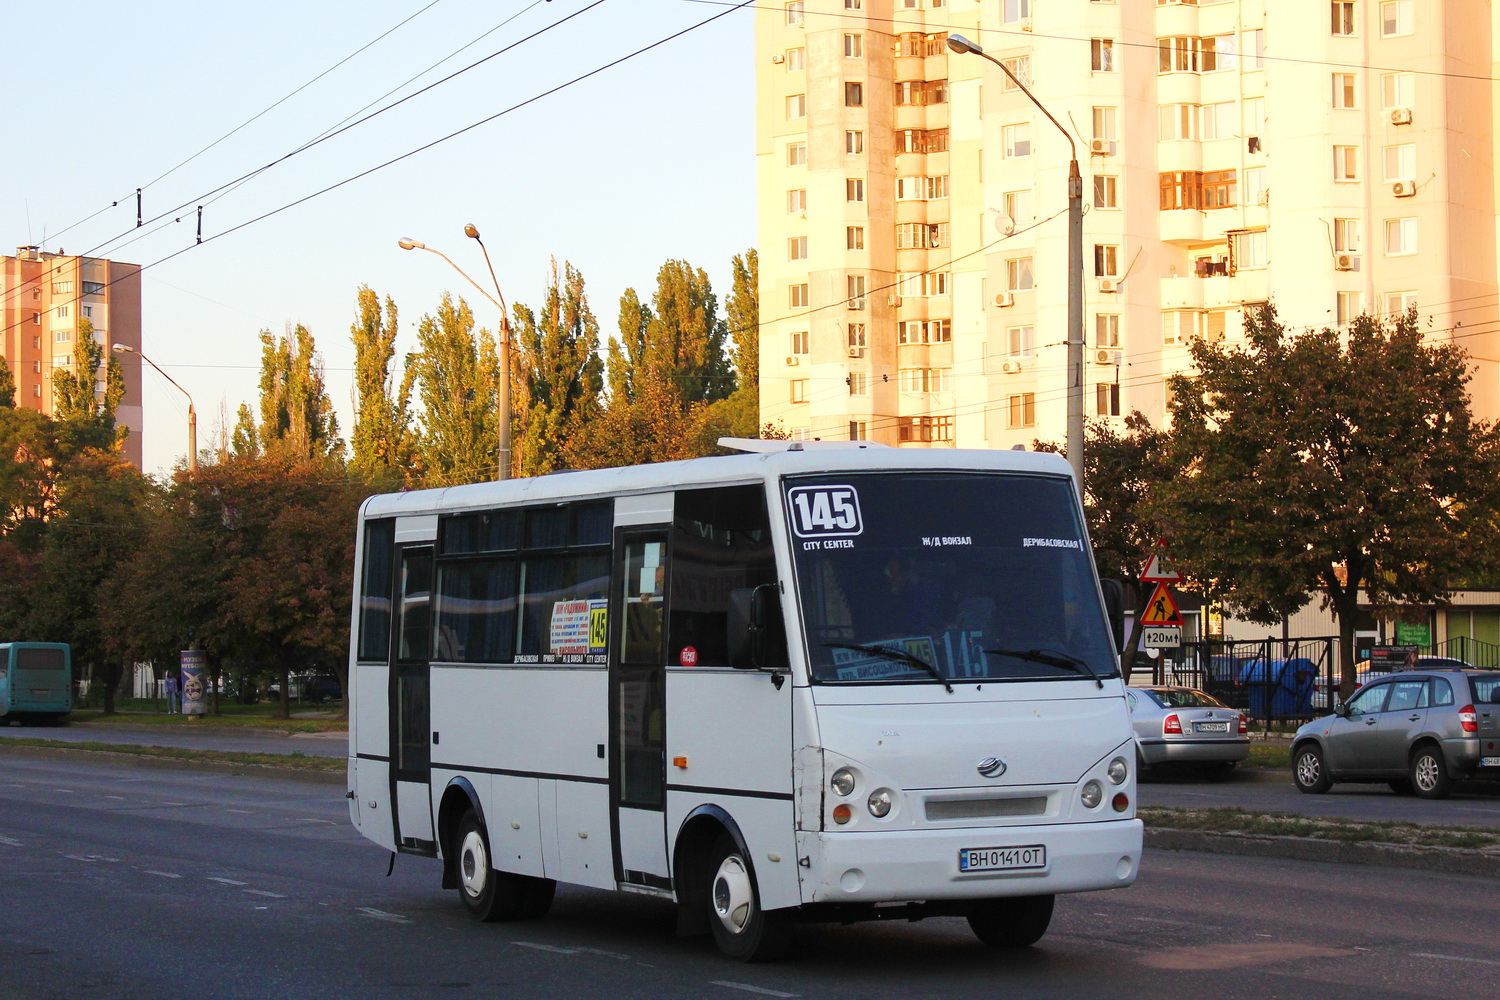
[984,648,1104,689]
[823,642,953,694]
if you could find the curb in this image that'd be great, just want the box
[1146,828,1500,879]
[0,742,345,785]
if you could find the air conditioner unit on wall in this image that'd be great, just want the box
[1088,138,1114,156]
[848,299,865,310]
[1333,253,1356,271]
[1389,107,1413,126]
[1393,180,1416,197]
[887,295,902,308]
[994,291,1015,308]
[1098,278,1119,294]
[785,355,799,366]
[1094,349,1121,365]
[847,346,862,358]
[1001,360,1023,374]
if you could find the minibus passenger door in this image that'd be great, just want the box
[390,546,436,854]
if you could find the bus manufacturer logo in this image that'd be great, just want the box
[977,757,1007,778]
[788,486,863,538]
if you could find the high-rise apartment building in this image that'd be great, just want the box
[2,247,143,467]
[756,1,1500,447]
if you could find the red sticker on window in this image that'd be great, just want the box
[680,646,698,667]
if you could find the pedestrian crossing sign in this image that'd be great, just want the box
[1139,582,1184,627]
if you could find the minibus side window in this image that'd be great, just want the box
[668,486,780,668]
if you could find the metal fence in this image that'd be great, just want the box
[1136,636,1338,728]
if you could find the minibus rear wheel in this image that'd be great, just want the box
[967,894,1055,948]
[454,810,554,921]
[706,833,792,962]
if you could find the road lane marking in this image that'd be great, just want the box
[245,889,286,899]
[0,836,23,847]
[144,871,181,879]
[208,877,248,886]
[711,983,799,998]
[357,907,411,924]
[513,942,578,954]
[104,795,126,800]
[53,788,75,794]
[1413,952,1500,968]
[227,809,253,814]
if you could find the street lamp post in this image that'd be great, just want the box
[946,33,1085,488]
[111,343,196,474]
[398,234,512,481]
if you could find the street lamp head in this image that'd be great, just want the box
[946,33,982,56]
[464,224,481,240]
[397,238,425,250]
[111,343,134,354]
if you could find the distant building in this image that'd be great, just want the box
[1,247,143,467]
[755,1,1500,446]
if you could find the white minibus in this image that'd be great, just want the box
[346,442,1142,960]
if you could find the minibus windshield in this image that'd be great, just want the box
[786,472,1118,687]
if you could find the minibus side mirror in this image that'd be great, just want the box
[1100,578,1126,650]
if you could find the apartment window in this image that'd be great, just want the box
[1383,144,1415,182]
[1095,383,1121,417]
[845,130,864,154]
[1007,324,1036,358]
[1336,291,1363,326]
[788,236,808,261]
[1001,56,1032,91]
[919,272,951,296]
[924,129,949,152]
[1007,257,1035,291]
[56,355,73,368]
[1332,73,1357,109]
[928,224,949,248]
[54,329,73,343]
[896,129,922,153]
[786,94,806,119]
[31,336,41,349]
[929,320,951,343]
[1200,102,1234,140]
[1204,33,1236,71]
[1247,29,1264,68]
[790,379,808,403]
[997,190,1031,226]
[903,320,951,344]
[845,0,862,8]
[899,417,954,442]
[1385,217,1416,255]
[1003,0,1032,21]
[896,223,925,249]
[1094,245,1119,277]
[896,175,948,199]
[846,177,865,202]
[1162,311,1198,345]
[1386,291,1418,316]
[32,384,41,398]
[849,372,869,396]
[1007,394,1036,429]
[847,275,867,306]
[1334,218,1361,252]
[789,331,809,356]
[1202,170,1237,209]
[81,305,92,318]
[1092,107,1117,142]
[899,368,949,393]
[1159,104,1200,140]
[1091,38,1114,72]
[1332,2,1356,35]
[787,189,807,213]
[1230,229,1268,269]
[1095,313,1120,348]
[790,283,809,308]
[790,427,811,441]
[1381,72,1414,108]
[51,280,74,294]
[844,82,864,107]
[1002,123,1031,158]
[1245,97,1265,134]
[846,226,865,250]
[848,421,867,441]
[1333,145,1360,181]
[1243,166,1267,205]
[847,323,867,354]
[786,47,805,71]
[844,33,864,58]
[788,142,807,165]
[785,2,805,25]
[1158,36,1199,72]
[32,360,42,374]
[56,305,70,319]
[32,311,41,325]
[1380,0,1412,36]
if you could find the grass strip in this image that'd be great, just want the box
[1141,805,1500,850]
[0,737,343,773]
[68,711,345,734]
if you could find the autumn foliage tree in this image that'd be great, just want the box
[509,260,604,475]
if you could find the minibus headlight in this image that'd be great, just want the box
[1107,757,1129,785]
[867,788,893,818]
[1080,780,1103,809]
[831,768,856,797]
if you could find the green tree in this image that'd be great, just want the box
[409,293,499,484]
[1149,307,1500,695]
[509,260,604,475]
[256,326,345,462]
[349,285,418,484]
[0,355,15,407]
[231,403,260,458]
[50,319,127,457]
[702,248,761,443]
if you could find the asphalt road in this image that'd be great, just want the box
[2,757,1498,1000]
[0,719,347,757]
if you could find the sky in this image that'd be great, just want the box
[3,0,754,475]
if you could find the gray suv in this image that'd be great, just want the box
[1291,668,1500,799]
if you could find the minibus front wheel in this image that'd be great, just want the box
[706,834,793,962]
[967,894,1055,948]
[454,810,555,922]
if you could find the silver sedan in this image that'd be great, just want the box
[1127,686,1250,780]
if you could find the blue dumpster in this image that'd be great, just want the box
[1237,657,1317,718]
